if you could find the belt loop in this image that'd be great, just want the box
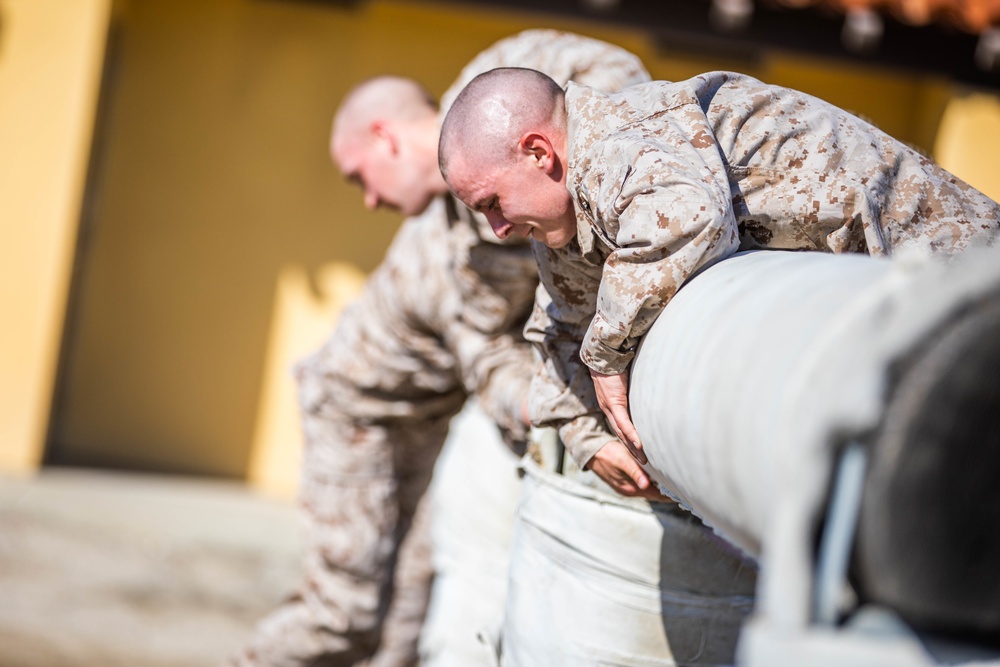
[555,435,566,475]
[528,426,563,474]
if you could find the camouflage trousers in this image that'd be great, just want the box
[228,372,452,667]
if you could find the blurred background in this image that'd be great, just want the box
[0,0,998,664]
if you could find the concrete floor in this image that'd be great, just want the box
[0,468,302,667]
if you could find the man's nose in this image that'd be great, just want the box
[486,212,512,239]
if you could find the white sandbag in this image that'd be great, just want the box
[420,400,523,667]
[502,456,757,667]
[630,248,1000,664]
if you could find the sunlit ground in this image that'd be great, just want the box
[0,469,301,667]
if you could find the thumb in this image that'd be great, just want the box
[622,456,651,491]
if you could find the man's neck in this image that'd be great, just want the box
[413,116,450,197]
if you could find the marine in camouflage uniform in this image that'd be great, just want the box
[527,71,1000,467]
[228,31,650,667]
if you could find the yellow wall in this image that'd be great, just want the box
[935,94,1000,201]
[7,0,998,488]
[0,0,112,474]
[248,262,365,497]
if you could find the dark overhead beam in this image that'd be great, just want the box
[441,0,1000,90]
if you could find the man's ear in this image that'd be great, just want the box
[520,132,556,173]
[371,121,399,155]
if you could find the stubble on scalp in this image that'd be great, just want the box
[438,67,565,183]
[332,76,437,153]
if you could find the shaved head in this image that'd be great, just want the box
[438,68,576,249]
[332,76,437,152]
[438,67,566,181]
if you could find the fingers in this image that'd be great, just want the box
[590,369,647,465]
[635,485,672,501]
[604,475,643,497]
[614,483,646,497]
[616,408,643,455]
[603,404,646,465]
[589,441,653,497]
[606,403,646,465]
[603,457,667,501]
[620,449,651,491]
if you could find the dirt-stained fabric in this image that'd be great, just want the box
[528,71,1000,467]
[229,31,651,667]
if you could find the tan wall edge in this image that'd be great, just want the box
[0,0,112,473]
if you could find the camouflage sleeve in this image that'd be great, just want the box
[524,243,616,467]
[302,204,468,424]
[578,138,743,376]
[436,201,538,446]
[443,314,534,447]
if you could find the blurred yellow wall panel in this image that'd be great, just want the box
[0,0,111,473]
[248,263,365,499]
[52,0,383,476]
[935,94,1000,202]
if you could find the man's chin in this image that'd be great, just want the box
[400,196,434,218]
[406,193,438,218]
[542,230,575,249]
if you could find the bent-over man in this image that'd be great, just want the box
[438,67,1000,495]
